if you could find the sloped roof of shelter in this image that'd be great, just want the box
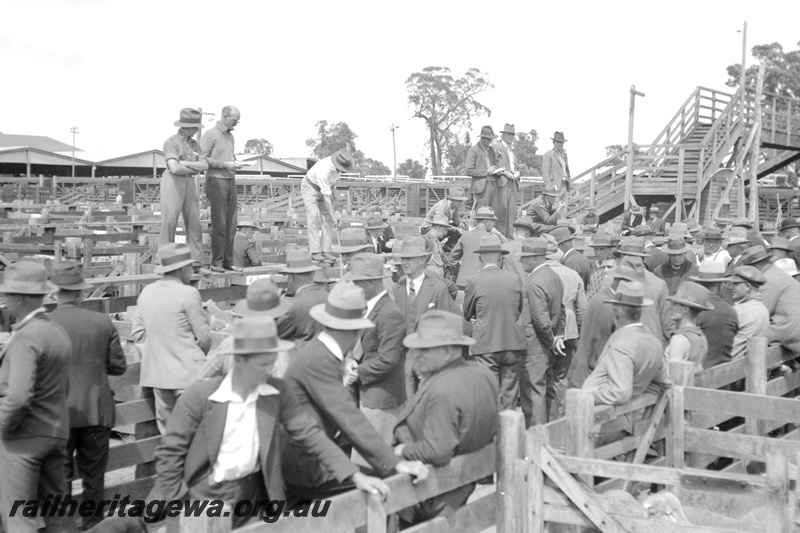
[0,133,80,153]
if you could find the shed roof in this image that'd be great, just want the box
[0,133,80,153]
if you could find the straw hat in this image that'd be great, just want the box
[280,247,322,274]
[346,253,391,281]
[331,227,372,254]
[233,278,290,318]
[403,310,475,349]
[0,261,56,295]
[224,316,294,355]
[309,283,375,330]
[690,262,728,283]
[154,242,195,274]
[473,235,509,255]
[603,280,653,307]
[666,281,713,311]
[49,261,92,290]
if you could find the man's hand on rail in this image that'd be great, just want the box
[396,460,429,484]
[352,472,390,499]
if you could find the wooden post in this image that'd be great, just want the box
[749,63,765,224]
[82,238,93,268]
[745,336,768,437]
[565,389,595,485]
[365,493,388,533]
[589,168,596,206]
[765,447,793,533]
[676,147,685,222]
[497,410,525,533]
[667,361,694,470]
[526,426,547,533]
[122,253,141,297]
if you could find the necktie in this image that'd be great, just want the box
[408,281,416,305]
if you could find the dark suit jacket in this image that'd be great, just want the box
[371,235,392,255]
[562,249,591,289]
[463,265,525,354]
[526,197,559,234]
[393,359,498,466]
[358,294,406,409]
[522,265,566,358]
[465,142,497,196]
[154,376,285,502]
[49,302,127,428]
[233,233,261,267]
[394,273,459,335]
[0,312,72,439]
[644,245,668,272]
[281,338,400,488]
[277,284,328,341]
[449,225,490,287]
[621,211,644,234]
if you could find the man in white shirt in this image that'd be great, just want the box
[302,150,354,262]
[155,316,294,529]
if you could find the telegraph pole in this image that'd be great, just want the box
[390,124,399,181]
[738,22,747,123]
[624,86,645,210]
[69,126,80,178]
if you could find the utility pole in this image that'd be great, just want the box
[390,124,399,182]
[738,22,747,123]
[69,126,79,178]
[624,86,645,210]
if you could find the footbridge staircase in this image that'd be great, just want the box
[545,83,800,225]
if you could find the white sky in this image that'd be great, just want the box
[2,0,798,175]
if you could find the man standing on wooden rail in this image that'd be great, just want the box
[302,149,355,263]
[159,108,208,271]
[465,126,503,220]
[48,261,127,531]
[0,262,73,533]
[233,217,262,268]
[202,105,247,273]
[492,123,522,238]
[582,280,669,445]
[392,310,498,526]
[155,316,292,529]
[281,283,428,502]
[541,131,570,201]
[132,243,213,433]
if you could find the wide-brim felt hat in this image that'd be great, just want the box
[630,205,644,215]
[309,284,375,330]
[173,107,205,129]
[690,263,729,283]
[280,247,322,274]
[49,260,92,290]
[513,217,536,234]
[500,123,516,135]
[768,237,794,253]
[314,268,337,283]
[479,125,497,139]
[393,236,432,258]
[774,258,800,277]
[662,236,692,255]
[666,281,714,311]
[473,206,498,220]
[154,242,195,274]
[332,228,372,254]
[236,218,259,229]
[618,237,648,257]
[743,245,771,265]
[332,149,355,173]
[447,187,468,201]
[403,310,475,349]
[603,280,653,307]
[550,226,574,244]
[551,131,567,142]
[429,214,452,228]
[473,235,509,255]
[723,229,751,246]
[519,237,548,257]
[233,279,291,318]
[0,261,57,294]
[222,316,294,355]
[364,214,388,230]
[346,253,392,281]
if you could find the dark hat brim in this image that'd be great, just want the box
[602,297,654,307]
[769,244,794,253]
[619,250,649,258]
[519,251,548,257]
[280,264,322,274]
[662,244,693,255]
[51,280,93,291]
[345,271,392,281]
[237,221,260,229]
[331,244,373,254]
[234,298,291,318]
[689,275,729,283]
[154,258,195,274]
[473,248,510,255]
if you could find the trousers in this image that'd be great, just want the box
[66,426,111,529]
[159,173,204,263]
[301,179,336,254]
[473,350,522,411]
[520,334,551,428]
[205,177,238,267]
[153,388,183,434]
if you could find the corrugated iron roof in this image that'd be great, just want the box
[0,133,80,153]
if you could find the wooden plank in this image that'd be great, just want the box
[684,427,800,463]
[539,446,626,533]
[621,391,669,491]
[746,337,768,437]
[671,385,686,468]
[107,435,160,471]
[683,387,800,424]
[497,410,524,533]
[402,493,495,533]
[527,426,546,533]
[82,285,249,314]
[765,447,793,533]
[565,389,594,485]
[694,358,745,389]
[114,398,156,427]
[103,475,156,502]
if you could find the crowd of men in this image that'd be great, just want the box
[5,111,800,531]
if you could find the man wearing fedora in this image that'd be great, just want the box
[723,228,755,277]
[621,204,645,236]
[542,132,570,200]
[196,279,291,382]
[777,217,800,244]
[697,227,730,269]
[726,266,769,360]
[465,126,503,219]
[463,235,526,411]
[449,206,509,289]
[585,231,615,301]
[393,310,498,525]
[543,237,587,419]
[654,235,698,296]
[281,283,428,501]
[48,261,127,530]
[0,262,73,533]
[416,215,452,278]
[552,226,591,289]
[689,262,739,369]
[745,245,800,353]
[640,225,669,273]
[394,236,459,398]
[233,217,262,268]
[159,108,209,268]
[503,216,536,282]
[344,254,406,444]
[769,236,794,261]
[276,248,327,345]
[518,237,566,427]
[302,149,355,262]
[202,105,246,273]
[364,213,393,254]
[155,316,292,529]
[332,226,374,269]
[420,186,468,236]
[648,206,665,235]
[665,282,712,372]
[492,123,522,238]
[582,280,669,444]
[526,185,564,236]
[132,242,213,433]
